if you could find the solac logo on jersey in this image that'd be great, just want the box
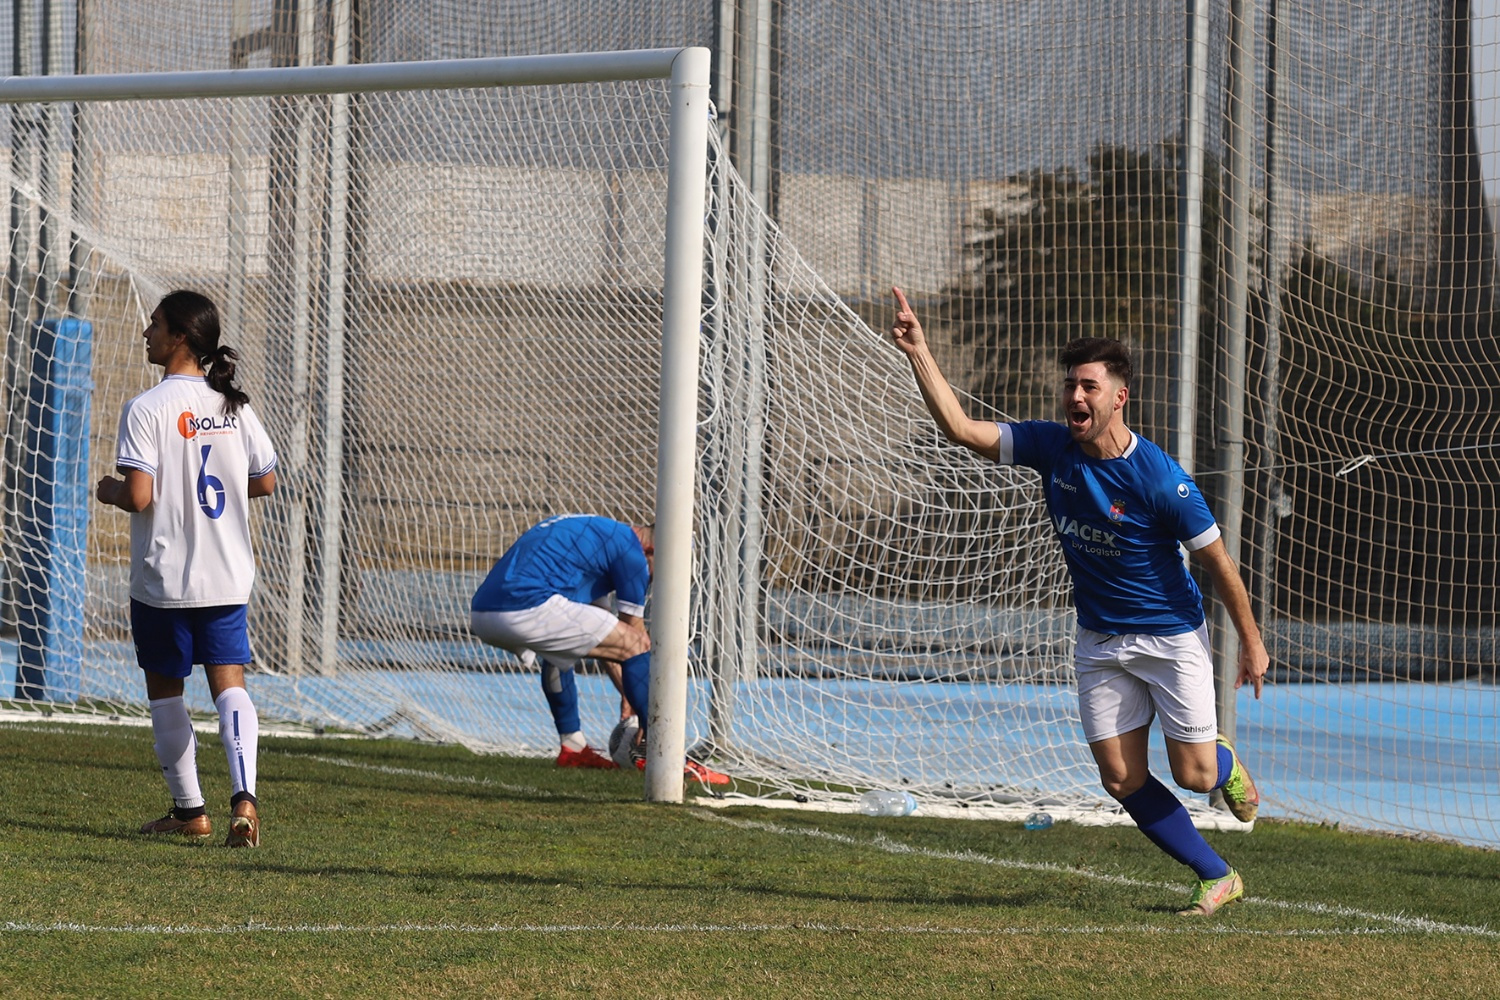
[177,410,238,439]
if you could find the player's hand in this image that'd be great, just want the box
[95,475,122,505]
[891,286,927,356]
[1236,637,1269,699]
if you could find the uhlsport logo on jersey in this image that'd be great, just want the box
[1108,499,1127,522]
[1176,483,1190,498]
[177,410,239,439]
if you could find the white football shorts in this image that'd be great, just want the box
[470,594,620,667]
[1073,624,1219,745]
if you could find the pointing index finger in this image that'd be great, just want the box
[892,286,911,314]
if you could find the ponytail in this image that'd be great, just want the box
[206,344,250,415]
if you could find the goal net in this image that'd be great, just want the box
[0,51,1122,823]
[5,0,1500,847]
[1,58,702,730]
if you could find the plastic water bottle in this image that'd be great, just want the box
[857,790,918,817]
[1023,811,1054,831]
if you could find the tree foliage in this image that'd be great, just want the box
[941,140,1500,625]
[942,141,1222,434]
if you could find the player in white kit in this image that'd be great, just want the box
[96,290,278,847]
[891,287,1267,916]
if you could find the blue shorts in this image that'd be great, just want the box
[130,600,253,679]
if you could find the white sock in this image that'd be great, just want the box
[148,696,203,809]
[560,731,588,752]
[215,686,259,799]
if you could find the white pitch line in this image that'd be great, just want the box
[694,812,1498,938]
[0,711,332,740]
[0,920,1480,937]
[300,754,596,801]
[298,754,637,805]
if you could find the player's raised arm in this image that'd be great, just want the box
[891,286,1000,461]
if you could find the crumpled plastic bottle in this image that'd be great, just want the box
[857,789,918,817]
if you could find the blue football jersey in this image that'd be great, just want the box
[1004,421,1220,635]
[471,515,650,615]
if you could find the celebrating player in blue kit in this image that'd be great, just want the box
[469,514,728,785]
[97,290,277,848]
[890,286,1267,916]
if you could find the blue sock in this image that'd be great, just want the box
[1119,775,1230,881]
[1212,742,1233,791]
[620,652,651,726]
[539,660,580,735]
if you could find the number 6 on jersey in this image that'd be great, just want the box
[197,443,226,519]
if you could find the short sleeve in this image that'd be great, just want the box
[609,526,651,616]
[1006,420,1069,474]
[996,423,1015,465]
[240,404,279,478]
[116,397,158,476]
[1159,471,1220,551]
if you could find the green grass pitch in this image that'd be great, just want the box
[1,718,1498,998]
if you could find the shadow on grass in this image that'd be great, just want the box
[0,814,183,844]
[608,878,1056,911]
[216,860,586,889]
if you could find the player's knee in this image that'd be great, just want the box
[1170,764,1217,794]
[1097,770,1142,801]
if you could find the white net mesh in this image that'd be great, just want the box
[5,79,675,742]
[3,1,1500,845]
[696,160,1091,811]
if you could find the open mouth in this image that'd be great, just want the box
[1068,408,1091,430]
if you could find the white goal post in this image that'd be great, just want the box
[11,35,1494,848]
[0,48,710,804]
[8,0,1500,858]
[0,46,1251,833]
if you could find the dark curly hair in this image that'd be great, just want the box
[1058,337,1133,387]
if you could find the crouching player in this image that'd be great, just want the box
[469,514,727,785]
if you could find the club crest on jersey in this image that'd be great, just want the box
[1108,499,1127,522]
[177,410,238,439]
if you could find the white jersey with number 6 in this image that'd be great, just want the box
[115,374,278,608]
